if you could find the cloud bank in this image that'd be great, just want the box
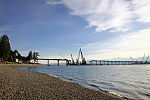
[82,28,150,59]
[47,0,150,32]
[47,0,150,60]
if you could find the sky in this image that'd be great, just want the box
[0,0,150,61]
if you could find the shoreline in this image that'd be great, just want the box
[0,64,47,67]
[0,64,128,100]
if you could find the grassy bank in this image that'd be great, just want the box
[0,65,127,100]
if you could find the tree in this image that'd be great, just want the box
[9,50,14,62]
[33,51,39,63]
[10,50,17,62]
[17,53,22,61]
[27,51,32,63]
[0,35,11,61]
[22,56,27,63]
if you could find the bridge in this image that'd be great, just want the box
[37,58,70,66]
[89,60,146,65]
[36,58,149,66]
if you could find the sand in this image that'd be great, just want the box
[0,64,128,100]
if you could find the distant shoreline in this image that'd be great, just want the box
[0,63,47,67]
[0,64,127,100]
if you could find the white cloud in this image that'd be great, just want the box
[47,0,150,32]
[82,29,150,60]
[45,0,150,60]
[132,0,150,22]
[47,0,133,32]
[73,43,85,46]
[109,28,129,33]
[46,1,63,5]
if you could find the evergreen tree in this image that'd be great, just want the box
[13,50,22,62]
[17,53,22,61]
[27,51,32,63]
[0,36,2,58]
[0,35,11,61]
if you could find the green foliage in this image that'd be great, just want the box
[17,53,22,61]
[0,35,40,63]
[33,51,39,63]
[0,35,11,61]
[27,51,32,62]
[33,51,39,60]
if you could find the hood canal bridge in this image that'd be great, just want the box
[36,58,149,66]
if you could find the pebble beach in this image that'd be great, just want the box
[0,64,127,100]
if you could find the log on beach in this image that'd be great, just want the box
[0,65,126,100]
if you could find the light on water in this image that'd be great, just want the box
[16,65,150,100]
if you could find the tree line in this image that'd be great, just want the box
[0,35,39,63]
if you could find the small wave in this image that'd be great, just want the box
[87,83,99,88]
[109,92,124,98]
[111,80,129,86]
[137,91,150,98]
[89,80,115,87]
[99,81,115,87]
[139,85,150,90]
[61,76,74,81]
[111,74,122,76]
[108,87,135,95]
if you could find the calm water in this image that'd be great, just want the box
[16,65,150,100]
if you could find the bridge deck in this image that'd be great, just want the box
[37,58,68,61]
[89,60,146,65]
[37,58,69,66]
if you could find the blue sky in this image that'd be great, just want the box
[0,0,150,61]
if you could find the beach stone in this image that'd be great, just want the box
[0,66,127,100]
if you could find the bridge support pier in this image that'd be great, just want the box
[66,60,69,66]
[47,60,50,66]
[96,61,97,65]
[57,60,59,66]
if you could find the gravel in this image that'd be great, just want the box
[0,65,127,100]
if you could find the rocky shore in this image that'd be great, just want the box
[0,65,127,100]
[0,64,46,67]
